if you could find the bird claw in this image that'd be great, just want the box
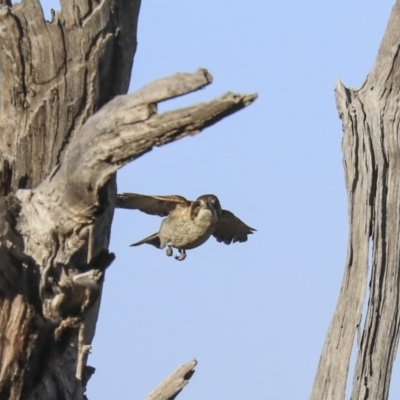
[166,246,186,260]
[174,249,186,261]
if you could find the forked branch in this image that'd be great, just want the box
[35,69,257,229]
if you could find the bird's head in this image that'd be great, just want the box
[194,194,222,218]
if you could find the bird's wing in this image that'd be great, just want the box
[130,232,161,248]
[212,210,256,245]
[116,193,190,217]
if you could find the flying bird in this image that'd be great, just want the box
[116,193,256,261]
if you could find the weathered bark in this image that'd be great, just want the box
[0,1,257,399]
[311,2,400,399]
[0,1,140,398]
[145,359,197,400]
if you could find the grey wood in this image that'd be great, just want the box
[145,359,197,400]
[311,2,400,399]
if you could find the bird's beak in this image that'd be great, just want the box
[205,198,214,211]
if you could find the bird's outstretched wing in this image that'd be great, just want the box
[116,193,190,217]
[130,232,161,248]
[212,210,256,245]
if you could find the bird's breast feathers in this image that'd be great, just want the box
[159,208,218,249]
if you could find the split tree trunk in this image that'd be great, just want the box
[0,1,256,399]
[0,1,141,398]
[311,2,400,399]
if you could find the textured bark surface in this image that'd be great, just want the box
[0,2,257,399]
[311,2,400,399]
[0,1,140,398]
[145,359,197,400]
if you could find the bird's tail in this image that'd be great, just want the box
[130,232,161,248]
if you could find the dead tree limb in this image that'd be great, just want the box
[145,359,197,400]
[311,2,400,399]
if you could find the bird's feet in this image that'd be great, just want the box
[174,249,186,261]
[166,246,173,257]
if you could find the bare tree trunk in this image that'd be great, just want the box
[0,1,140,398]
[311,2,400,399]
[0,1,256,399]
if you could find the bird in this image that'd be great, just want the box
[116,193,256,261]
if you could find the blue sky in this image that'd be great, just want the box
[41,1,395,399]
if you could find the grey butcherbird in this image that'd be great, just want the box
[116,193,256,261]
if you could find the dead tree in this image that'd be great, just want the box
[311,2,400,399]
[0,1,256,399]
